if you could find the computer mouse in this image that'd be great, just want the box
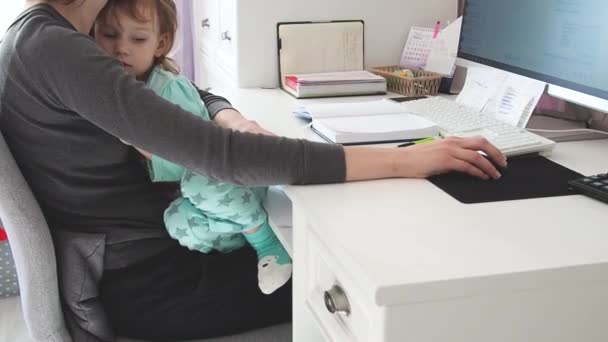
[482,154,508,176]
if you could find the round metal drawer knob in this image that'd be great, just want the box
[324,285,351,315]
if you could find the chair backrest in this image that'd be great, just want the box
[0,130,72,342]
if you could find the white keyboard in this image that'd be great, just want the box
[401,97,556,157]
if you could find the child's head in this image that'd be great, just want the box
[94,0,178,80]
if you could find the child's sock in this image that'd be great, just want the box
[244,222,292,294]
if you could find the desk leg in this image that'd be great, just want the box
[292,206,325,342]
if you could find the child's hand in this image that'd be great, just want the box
[119,139,152,159]
[134,146,153,160]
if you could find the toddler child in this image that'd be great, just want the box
[94,0,291,294]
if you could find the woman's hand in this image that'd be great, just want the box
[230,118,275,136]
[396,136,507,180]
[213,109,275,136]
[344,136,507,181]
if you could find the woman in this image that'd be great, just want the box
[0,0,506,341]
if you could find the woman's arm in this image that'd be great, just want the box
[28,23,503,186]
[28,26,342,186]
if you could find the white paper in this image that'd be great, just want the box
[320,113,434,134]
[295,99,407,119]
[456,66,546,127]
[425,17,462,76]
[482,74,546,127]
[456,67,506,112]
[289,71,385,84]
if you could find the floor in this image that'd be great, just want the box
[0,296,32,342]
[1,296,293,342]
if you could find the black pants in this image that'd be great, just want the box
[100,244,292,341]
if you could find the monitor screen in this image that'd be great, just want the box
[458,0,608,104]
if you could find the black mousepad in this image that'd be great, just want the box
[428,156,583,204]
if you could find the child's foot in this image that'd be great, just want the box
[257,256,292,295]
[244,222,292,294]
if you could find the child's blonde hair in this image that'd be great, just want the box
[98,0,179,74]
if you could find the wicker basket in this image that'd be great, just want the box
[369,66,442,97]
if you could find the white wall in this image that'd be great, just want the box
[0,2,26,36]
[237,0,457,88]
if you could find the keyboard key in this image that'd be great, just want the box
[569,173,608,204]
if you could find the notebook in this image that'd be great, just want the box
[298,100,440,145]
[278,21,386,98]
[283,71,386,98]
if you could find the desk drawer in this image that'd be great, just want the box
[192,0,219,53]
[305,231,371,342]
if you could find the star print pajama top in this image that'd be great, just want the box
[146,66,267,253]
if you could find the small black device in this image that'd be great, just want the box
[568,173,608,204]
[389,96,427,103]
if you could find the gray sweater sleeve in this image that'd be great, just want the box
[24,24,345,186]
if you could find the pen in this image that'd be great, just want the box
[397,137,437,148]
[433,21,441,39]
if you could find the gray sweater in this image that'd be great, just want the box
[0,5,345,339]
[0,3,345,260]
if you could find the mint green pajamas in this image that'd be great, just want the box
[146,67,269,253]
[164,173,268,253]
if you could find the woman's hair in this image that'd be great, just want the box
[98,0,179,74]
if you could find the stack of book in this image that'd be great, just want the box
[283,70,387,98]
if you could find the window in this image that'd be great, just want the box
[1,2,26,36]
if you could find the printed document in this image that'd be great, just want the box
[457,66,546,127]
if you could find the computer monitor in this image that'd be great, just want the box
[458,0,608,114]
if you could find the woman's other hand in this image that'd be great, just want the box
[230,118,275,136]
[214,109,275,136]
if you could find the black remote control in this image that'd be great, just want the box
[568,172,608,204]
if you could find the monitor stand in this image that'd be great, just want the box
[527,106,608,142]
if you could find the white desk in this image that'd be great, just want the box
[220,86,608,342]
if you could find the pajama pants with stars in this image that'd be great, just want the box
[164,170,268,254]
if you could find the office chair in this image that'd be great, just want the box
[0,130,291,342]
